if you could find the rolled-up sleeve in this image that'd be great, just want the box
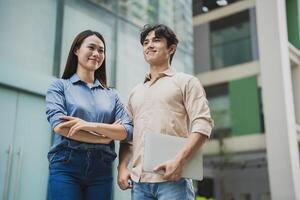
[45,79,67,129]
[113,91,133,142]
[184,77,214,137]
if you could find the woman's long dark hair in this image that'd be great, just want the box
[62,30,108,88]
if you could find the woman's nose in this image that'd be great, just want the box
[92,50,99,56]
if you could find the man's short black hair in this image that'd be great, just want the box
[140,24,179,64]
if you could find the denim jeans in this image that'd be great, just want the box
[47,147,113,200]
[132,178,195,200]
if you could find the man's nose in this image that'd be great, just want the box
[147,42,154,49]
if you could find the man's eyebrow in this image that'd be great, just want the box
[144,36,161,42]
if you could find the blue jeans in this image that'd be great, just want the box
[47,147,113,200]
[132,178,195,200]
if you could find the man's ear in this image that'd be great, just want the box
[168,45,177,55]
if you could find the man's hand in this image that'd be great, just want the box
[153,133,207,181]
[153,158,184,181]
[117,166,132,190]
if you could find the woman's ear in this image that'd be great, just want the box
[74,47,79,56]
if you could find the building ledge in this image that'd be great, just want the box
[203,134,266,155]
[0,68,55,96]
[196,61,260,87]
[193,0,255,26]
[296,124,300,141]
[203,125,300,156]
[288,43,300,67]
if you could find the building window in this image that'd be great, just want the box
[210,10,252,69]
[206,77,264,138]
[118,0,158,25]
[88,0,116,11]
[193,8,258,74]
[240,193,252,200]
[206,84,232,139]
[0,0,57,76]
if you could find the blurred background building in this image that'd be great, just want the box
[0,0,299,200]
[193,0,300,200]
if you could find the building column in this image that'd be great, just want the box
[256,0,300,199]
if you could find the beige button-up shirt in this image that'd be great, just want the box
[127,68,213,183]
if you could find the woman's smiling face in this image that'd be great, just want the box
[75,34,105,72]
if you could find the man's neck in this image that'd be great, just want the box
[149,63,170,80]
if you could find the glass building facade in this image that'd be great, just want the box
[0,0,194,199]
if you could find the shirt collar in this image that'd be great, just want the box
[144,68,176,83]
[70,74,104,89]
[70,74,81,84]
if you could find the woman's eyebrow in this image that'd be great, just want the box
[87,43,104,49]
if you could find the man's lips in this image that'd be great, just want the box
[146,50,156,54]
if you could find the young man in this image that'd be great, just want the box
[118,24,213,200]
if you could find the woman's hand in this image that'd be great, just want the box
[59,116,123,138]
[60,116,95,137]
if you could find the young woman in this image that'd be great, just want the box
[46,30,133,200]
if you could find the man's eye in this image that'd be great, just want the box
[88,46,94,50]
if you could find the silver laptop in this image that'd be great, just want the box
[143,133,203,181]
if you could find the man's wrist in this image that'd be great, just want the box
[117,163,128,170]
[175,153,187,166]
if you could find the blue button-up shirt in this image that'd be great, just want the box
[46,74,133,158]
